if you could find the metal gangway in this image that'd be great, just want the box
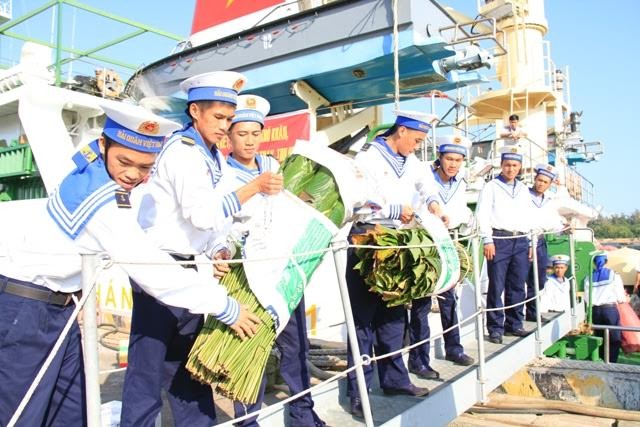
[6,227,585,427]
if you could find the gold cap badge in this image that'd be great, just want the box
[138,121,160,135]
[232,78,245,92]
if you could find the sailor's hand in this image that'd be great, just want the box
[400,206,414,224]
[229,305,260,340]
[528,247,533,260]
[254,172,283,195]
[213,249,231,280]
[484,243,496,260]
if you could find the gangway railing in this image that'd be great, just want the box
[6,224,587,427]
[592,324,640,364]
[438,15,507,58]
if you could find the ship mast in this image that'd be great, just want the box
[470,0,558,173]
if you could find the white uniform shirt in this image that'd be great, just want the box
[355,138,439,227]
[227,153,279,214]
[583,270,626,306]
[540,274,571,312]
[432,168,472,230]
[216,153,281,249]
[0,200,235,317]
[501,125,526,142]
[138,130,240,257]
[529,189,565,232]
[476,175,535,244]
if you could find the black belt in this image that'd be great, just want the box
[0,275,80,307]
[170,253,197,270]
[493,228,527,237]
[594,303,617,308]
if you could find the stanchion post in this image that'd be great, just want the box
[568,229,578,329]
[531,233,543,357]
[604,328,610,364]
[330,239,374,427]
[81,254,102,427]
[471,235,488,403]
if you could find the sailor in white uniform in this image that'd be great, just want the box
[0,104,258,427]
[499,113,527,143]
[540,254,571,313]
[346,111,445,418]
[225,95,325,427]
[124,72,282,427]
[476,146,535,344]
[583,252,626,362]
[409,135,475,380]
[525,163,565,321]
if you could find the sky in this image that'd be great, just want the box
[1,0,638,216]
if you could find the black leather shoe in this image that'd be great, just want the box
[350,397,364,419]
[445,353,475,366]
[383,383,429,397]
[409,365,440,380]
[505,328,528,337]
[488,332,503,344]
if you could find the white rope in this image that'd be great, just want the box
[392,0,400,111]
[7,261,108,427]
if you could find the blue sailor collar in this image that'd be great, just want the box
[47,140,121,239]
[529,187,545,207]
[371,137,407,177]
[181,123,220,164]
[433,168,463,204]
[495,174,524,198]
[227,154,260,184]
[432,167,459,185]
[592,268,614,287]
[158,123,224,187]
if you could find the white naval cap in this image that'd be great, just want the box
[180,71,247,105]
[499,145,523,163]
[232,94,270,127]
[436,135,471,157]
[101,103,182,153]
[549,254,570,265]
[393,110,439,133]
[534,163,558,180]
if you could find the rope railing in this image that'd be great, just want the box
[8,225,573,426]
[7,256,110,427]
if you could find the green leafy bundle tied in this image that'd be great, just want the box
[281,154,317,196]
[187,265,275,404]
[351,225,472,306]
[280,155,345,227]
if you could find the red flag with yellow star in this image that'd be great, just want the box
[191,0,284,34]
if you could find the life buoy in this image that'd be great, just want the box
[95,69,124,98]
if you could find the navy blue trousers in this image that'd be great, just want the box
[0,282,86,427]
[486,234,530,335]
[233,298,322,427]
[120,282,216,427]
[592,305,621,363]
[526,237,548,320]
[345,251,410,397]
[409,288,463,369]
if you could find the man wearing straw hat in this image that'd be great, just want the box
[0,103,259,427]
[477,146,535,344]
[124,72,282,426]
